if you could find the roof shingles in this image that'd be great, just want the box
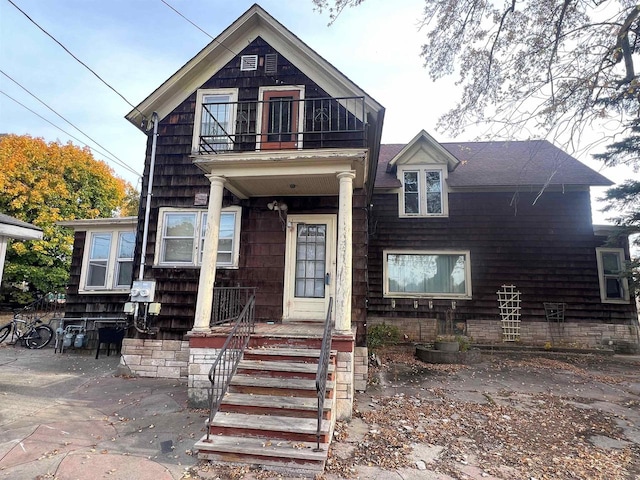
[376,140,611,189]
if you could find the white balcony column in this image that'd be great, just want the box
[191,175,226,333]
[335,170,356,333]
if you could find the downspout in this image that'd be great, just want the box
[139,112,158,281]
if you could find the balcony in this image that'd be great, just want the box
[195,96,366,154]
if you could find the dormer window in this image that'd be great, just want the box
[399,166,447,217]
[193,88,238,153]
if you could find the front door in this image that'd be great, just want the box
[283,214,336,322]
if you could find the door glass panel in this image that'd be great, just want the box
[294,224,326,298]
[267,96,293,142]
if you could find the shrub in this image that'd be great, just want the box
[367,323,401,350]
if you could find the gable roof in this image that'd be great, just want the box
[387,130,459,172]
[376,139,612,189]
[126,4,383,129]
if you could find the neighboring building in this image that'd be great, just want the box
[59,3,638,469]
[0,213,43,283]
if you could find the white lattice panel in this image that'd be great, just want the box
[497,285,521,342]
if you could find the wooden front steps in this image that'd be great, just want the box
[195,344,337,473]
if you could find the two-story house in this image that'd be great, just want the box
[59,4,637,472]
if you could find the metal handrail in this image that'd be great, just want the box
[13,293,66,323]
[204,294,256,443]
[314,297,334,452]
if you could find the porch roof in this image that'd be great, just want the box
[0,213,43,241]
[192,148,368,198]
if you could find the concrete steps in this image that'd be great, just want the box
[196,344,336,473]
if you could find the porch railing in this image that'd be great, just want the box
[204,294,256,443]
[197,96,366,153]
[314,297,334,452]
[211,287,256,326]
[13,293,66,324]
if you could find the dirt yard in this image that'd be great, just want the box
[321,346,640,480]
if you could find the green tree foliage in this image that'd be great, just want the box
[315,0,639,283]
[0,134,137,304]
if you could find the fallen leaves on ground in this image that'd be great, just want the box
[325,346,638,479]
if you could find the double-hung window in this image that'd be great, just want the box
[193,89,238,153]
[157,207,241,268]
[596,248,629,303]
[400,167,447,217]
[82,230,135,292]
[383,250,471,299]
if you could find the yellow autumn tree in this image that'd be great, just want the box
[0,134,138,303]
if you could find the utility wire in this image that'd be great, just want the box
[1,90,142,178]
[6,0,147,124]
[160,0,238,56]
[1,70,141,178]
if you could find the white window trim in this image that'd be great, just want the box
[154,206,241,269]
[595,247,630,304]
[383,249,472,299]
[192,88,239,154]
[79,229,135,294]
[397,165,448,218]
[256,85,305,150]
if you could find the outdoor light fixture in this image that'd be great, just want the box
[267,200,288,211]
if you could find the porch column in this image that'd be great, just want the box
[335,171,355,333]
[191,175,226,334]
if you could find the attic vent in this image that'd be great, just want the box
[240,55,258,71]
[264,53,278,74]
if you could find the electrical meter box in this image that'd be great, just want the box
[130,280,156,303]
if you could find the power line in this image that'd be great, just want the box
[0,69,141,178]
[0,90,142,178]
[160,0,238,56]
[6,0,147,124]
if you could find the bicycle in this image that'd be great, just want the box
[0,315,54,349]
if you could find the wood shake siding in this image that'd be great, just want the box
[367,190,637,326]
[129,37,369,339]
[64,231,130,318]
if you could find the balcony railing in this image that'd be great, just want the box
[196,96,366,153]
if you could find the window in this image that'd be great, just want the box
[81,230,135,292]
[596,248,629,303]
[156,207,241,268]
[192,89,238,153]
[383,250,471,298]
[399,167,447,217]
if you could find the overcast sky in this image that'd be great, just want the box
[0,0,633,224]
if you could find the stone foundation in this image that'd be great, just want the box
[467,319,639,350]
[119,338,189,378]
[368,317,437,342]
[187,347,220,408]
[354,346,368,392]
[369,316,639,352]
